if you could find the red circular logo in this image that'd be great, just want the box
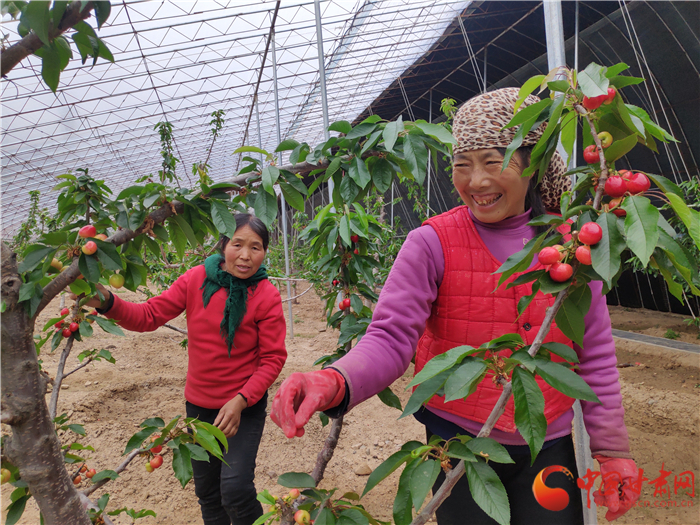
[532,465,575,511]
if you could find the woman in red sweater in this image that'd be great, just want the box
[86,213,287,525]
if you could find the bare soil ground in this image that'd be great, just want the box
[3,287,699,525]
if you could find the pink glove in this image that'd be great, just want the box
[593,456,641,521]
[270,369,346,438]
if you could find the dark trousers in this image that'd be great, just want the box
[428,429,584,525]
[186,393,267,525]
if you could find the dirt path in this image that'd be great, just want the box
[2,288,698,525]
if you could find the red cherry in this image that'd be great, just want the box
[78,225,97,238]
[62,328,72,338]
[576,246,592,265]
[150,455,163,469]
[350,235,359,243]
[332,280,339,286]
[578,222,603,246]
[55,321,64,328]
[339,300,348,311]
[60,308,69,316]
[603,87,617,105]
[583,145,599,164]
[73,475,82,485]
[625,172,650,195]
[609,197,626,218]
[549,262,574,282]
[69,322,80,332]
[150,444,163,454]
[582,94,606,110]
[538,247,562,266]
[354,248,359,255]
[617,169,631,180]
[604,176,627,198]
[86,469,96,479]
[343,298,351,310]
[90,310,97,316]
[613,208,626,218]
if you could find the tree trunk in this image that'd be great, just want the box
[1,244,91,525]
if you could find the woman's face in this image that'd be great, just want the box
[452,148,532,223]
[223,225,266,279]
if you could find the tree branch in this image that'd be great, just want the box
[48,337,75,421]
[1,1,95,77]
[80,447,147,497]
[311,416,344,485]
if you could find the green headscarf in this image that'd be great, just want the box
[200,254,268,357]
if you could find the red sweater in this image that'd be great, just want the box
[106,265,287,409]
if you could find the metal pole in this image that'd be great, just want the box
[427,89,432,218]
[483,45,488,90]
[314,0,332,205]
[271,29,294,338]
[571,0,579,171]
[544,3,596,523]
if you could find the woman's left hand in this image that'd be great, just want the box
[214,394,247,438]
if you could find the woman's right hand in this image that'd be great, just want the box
[270,369,346,438]
[69,283,112,309]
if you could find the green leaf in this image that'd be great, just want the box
[91,469,118,482]
[443,357,488,402]
[400,370,451,419]
[445,441,477,462]
[465,438,514,464]
[18,245,54,273]
[621,195,659,267]
[252,511,276,525]
[5,495,30,525]
[403,134,428,185]
[512,367,547,464]
[409,459,440,511]
[94,316,124,336]
[172,444,193,488]
[328,120,352,134]
[233,145,269,157]
[116,185,145,200]
[78,253,100,283]
[339,173,360,203]
[93,239,123,271]
[210,200,238,239]
[603,134,637,163]
[346,122,377,140]
[590,212,626,288]
[93,1,111,29]
[393,458,421,525]
[646,173,683,198]
[253,189,278,228]
[534,358,599,402]
[25,1,51,45]
[408,346,474,388]
[376,386,402,411]
[383,117,403,154]
[554,286,590,346]
[78,320,93,338]
[314,508,336,525]
[539,342,579,363]
[514,74,546,112]
[339,215,352,247]
[465,461,510,525]
[171,214,200,248]
[503,99,551,130]
[167,219,187,260]
[371,157,393,194]
[414,122,457,146]
[277,472,316,489]
[124,427,159,454]
[348,156,371,189]
[495,233,552,289]
[261,166,280,194]
[337,509,368,525]
[275,139,300,152]
[578,62,608,97]
[667,193,700,252]
[362,450,411,497]
[279,182,305,212]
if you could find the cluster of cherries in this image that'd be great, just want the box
[350,234,360,255]
[538,222,603,282]
[332,278,353,311]
[55,307,98,338]
[602,169,651,217]
[73,464,97,485]
[78,224,108,255]
[145,436,164,472]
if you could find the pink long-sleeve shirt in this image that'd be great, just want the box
[331,209,631,458]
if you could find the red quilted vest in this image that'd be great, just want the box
[416,206,575,433]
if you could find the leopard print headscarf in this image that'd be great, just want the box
[452,87,570,211]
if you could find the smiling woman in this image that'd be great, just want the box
[81,212,286,525]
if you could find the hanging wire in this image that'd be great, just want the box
[617,0,689,183]
[457,12,486,93]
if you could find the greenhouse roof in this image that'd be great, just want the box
[1,0,470,235]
